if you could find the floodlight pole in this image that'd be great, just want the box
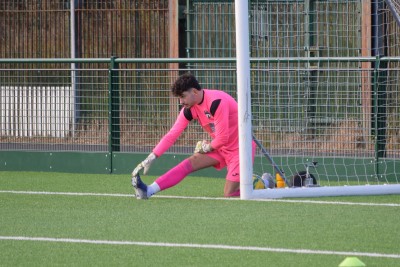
[235,0,253,199]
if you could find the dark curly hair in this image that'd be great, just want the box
[171,73,201,97]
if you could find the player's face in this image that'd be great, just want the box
[179,88,199,108]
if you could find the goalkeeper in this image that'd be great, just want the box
[131,73,256,199]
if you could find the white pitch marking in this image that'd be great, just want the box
[0,236,399,259]
[0,190,399,207]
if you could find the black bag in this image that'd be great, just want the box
[291,171,317,187]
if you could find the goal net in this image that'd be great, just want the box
[385,0,400,27]
[239,0,400,198]
[184,0,400,198]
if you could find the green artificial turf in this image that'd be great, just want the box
[0,171,399,266]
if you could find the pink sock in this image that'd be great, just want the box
[225,190,240,197]
[155,159,193,190]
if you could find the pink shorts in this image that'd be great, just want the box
[206,141,257,182]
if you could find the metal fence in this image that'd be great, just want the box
[0,0,170,59]
[0,56,398,151]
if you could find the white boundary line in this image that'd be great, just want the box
[0,236,399,259]
[0,190,399,207]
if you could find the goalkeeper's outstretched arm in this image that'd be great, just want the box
[131,108,190,176]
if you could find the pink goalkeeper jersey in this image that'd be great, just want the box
[153,89,239,157]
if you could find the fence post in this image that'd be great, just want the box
[361,0,372,149]
[169,0,180,123]
[372,0,388,180]
[304,0,318,139]
[70,0,77,136]
[108,56,120,173]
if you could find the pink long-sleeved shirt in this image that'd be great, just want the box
[153,89,239,157]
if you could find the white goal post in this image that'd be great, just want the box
[235,0,400,199]
[236,0,254,200]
